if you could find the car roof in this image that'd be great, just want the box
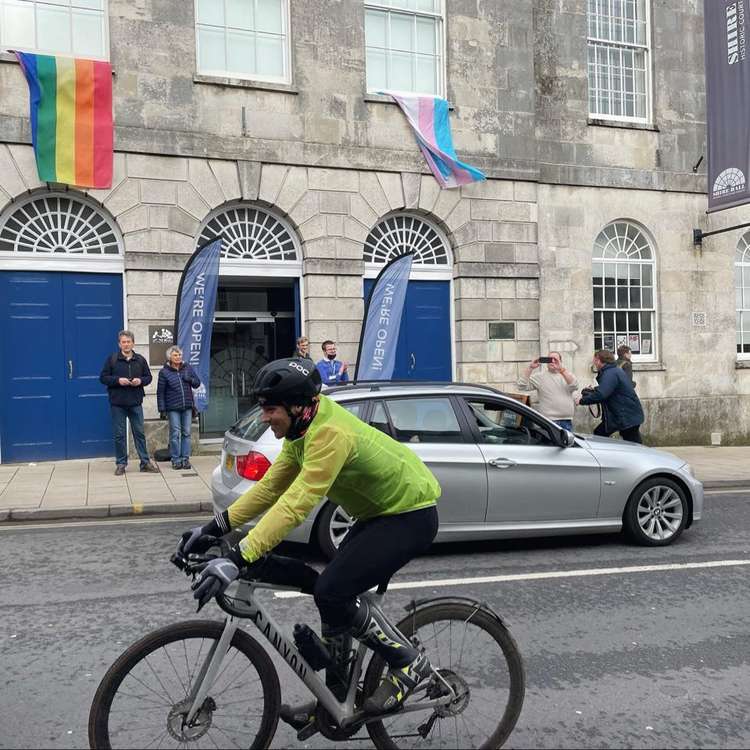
[324,381,512,401]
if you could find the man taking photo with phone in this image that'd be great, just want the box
[517,351,579,431]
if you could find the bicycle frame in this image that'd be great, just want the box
[184,579,456,728]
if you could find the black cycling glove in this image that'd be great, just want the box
[176,510,230,558]
[191,547,265,611]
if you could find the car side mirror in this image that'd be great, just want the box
[560,429,576,448]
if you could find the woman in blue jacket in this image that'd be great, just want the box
[157,346,201,469]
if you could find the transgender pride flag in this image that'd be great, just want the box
[383,92,485,189]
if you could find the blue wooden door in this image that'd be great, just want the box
[363,279,452,381]
[0,272,67,462]
[0,271,123,462]
[63,274,123,459]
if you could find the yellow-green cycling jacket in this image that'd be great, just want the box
[229,394,441,563]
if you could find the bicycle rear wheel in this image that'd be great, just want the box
[363,602,524,749]
[88,620,280,749]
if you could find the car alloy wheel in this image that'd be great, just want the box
[636,484,684,541]
[329,505,354,549]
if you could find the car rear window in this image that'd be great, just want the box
[229,406,268,442]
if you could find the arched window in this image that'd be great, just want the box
[364,213,450,267]
[198,204,299,263]
[736,234,750,357]
[592,221,656,359]
[0,192,120,256]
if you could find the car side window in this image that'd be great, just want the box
[466,400,556,447]
[384,397,464,443]
[340,401,364,419]
[369,401,392,436]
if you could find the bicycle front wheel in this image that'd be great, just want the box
[88,620,280,749]
[363,602,525,749]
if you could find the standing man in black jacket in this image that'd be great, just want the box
[99,330,159,475]
[577,349,645,443]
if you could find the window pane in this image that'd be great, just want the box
[605,288,616,307]
[3,2,35,48]
[416,16,436,54]
[366,48,387,90]
[256,34,284,77]
[196,0,224,26]
[390,50,414,90]
[617,287,628,308]
[369,402,391,436]
[227,30,255,76]
[593,287,603,308]
[386,397,461,443]
[37,6,72,53]
[642,264,653,285]
[198,27,226,72]
[74,0,104,9]
[341,402,363,418]
[72,9,104,57]
[615,311,626,330]
[592,262,603,284]
[417,0,440,11]
[365,9,387,48]
[415,55,437,94]
[391,13,414,51]
[642,288,653,308]
[227,0,254,30]
[629,287,641,307]
[256,0,282,34]
[603,263,616,285]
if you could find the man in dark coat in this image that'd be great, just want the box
[99,330,159,475]
[578,349,644,443]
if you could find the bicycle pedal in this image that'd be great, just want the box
[296,719,319,741]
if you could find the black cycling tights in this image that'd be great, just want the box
[313,505,439,630]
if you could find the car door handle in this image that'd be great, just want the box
[488,457,516,469]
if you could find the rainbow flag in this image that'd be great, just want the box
[382,92,485,189]
[16,52,113,189]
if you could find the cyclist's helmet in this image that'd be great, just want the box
[251,357,322,407]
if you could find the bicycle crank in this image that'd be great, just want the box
[166,697,216,742]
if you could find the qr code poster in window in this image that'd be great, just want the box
[692,312,707,327]
[616,335,628,348]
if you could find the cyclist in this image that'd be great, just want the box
[177,357,440,718]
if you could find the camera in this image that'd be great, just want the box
[580,386,595,397]
[538,356,553,364]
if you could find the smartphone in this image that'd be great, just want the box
[538,356,553,363]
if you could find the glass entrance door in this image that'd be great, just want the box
[201,313,295,437]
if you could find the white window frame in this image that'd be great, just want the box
[193,0,291,85]
[364,0,446,97]
[736,234,750,360]
[591,220,658,363]
[586,0,651,124]
[0,0,110,60]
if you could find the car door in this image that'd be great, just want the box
[368,396,488,525]
[458,397,601,523]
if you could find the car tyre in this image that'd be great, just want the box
[315,501,354,561]
[624,477,688,546]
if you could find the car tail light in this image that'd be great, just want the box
[236,451,272,481]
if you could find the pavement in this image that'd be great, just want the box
[0,445,747,523]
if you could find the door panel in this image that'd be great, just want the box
[462,398,601,523]
[363,279,451,381]
[0,272,67,462]
[62,273,124,458]
[370,397,487,525]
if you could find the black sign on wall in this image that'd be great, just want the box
[149,326,174,366]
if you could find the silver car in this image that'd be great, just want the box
[211,382,703,559]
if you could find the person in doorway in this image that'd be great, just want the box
[316,340,349,385]
[293,336,310,359]
[99,330,159,475]
[517,351,578,431]
[157,345,201,470]
[577,349,644,443]
[616,344,636,388]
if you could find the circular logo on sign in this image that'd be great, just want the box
[712,167,746,198]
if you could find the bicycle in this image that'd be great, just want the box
[88,544,525,749]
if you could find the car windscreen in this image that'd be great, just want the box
[228,405,268,442]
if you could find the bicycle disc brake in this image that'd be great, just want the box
[166,697,215,742]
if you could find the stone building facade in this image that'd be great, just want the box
[0,0,746,463]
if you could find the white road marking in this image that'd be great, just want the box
[704,488,750,495]
[273,558,750,598]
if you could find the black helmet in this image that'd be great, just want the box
[251,357,322,406]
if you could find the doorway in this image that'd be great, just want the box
[201,280,298,437]
[0,270,123,462]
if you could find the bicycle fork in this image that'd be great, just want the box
[184,617,239,725]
